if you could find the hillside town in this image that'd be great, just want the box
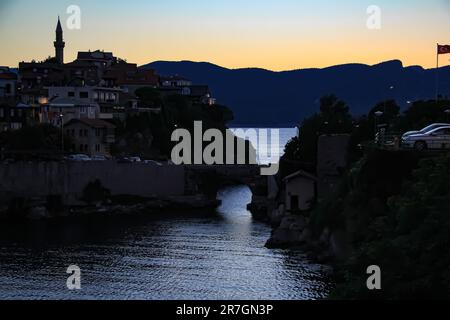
[0,18,216,159]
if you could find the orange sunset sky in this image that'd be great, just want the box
[1,0,450,71]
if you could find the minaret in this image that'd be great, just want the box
[54,16,65,64]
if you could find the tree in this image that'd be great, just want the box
[368,100,400,126]
[1,124,72,154]
[283,95,353,165]
[400,99,450,132]
[82,179,111,205]
[329,153,450,299]
[135,87,163,108]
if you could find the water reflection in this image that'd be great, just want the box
[0,185,331,300]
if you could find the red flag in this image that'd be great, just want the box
[438,45,450,54]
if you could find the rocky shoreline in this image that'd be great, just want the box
[248,198,350,266]
[0,195,221,221]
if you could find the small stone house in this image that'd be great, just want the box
[283,170,317,213]
[65,118,115,156]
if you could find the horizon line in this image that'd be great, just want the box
[4,58,448,73]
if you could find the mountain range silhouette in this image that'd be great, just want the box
[142,60,450,127]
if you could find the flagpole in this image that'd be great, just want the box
[436,43,440,101]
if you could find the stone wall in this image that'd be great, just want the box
[0,161,185,205]
[317,134,350,199]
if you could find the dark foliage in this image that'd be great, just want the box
[82,180,111,205]
[329,153,450,299]
[0,124,73,157]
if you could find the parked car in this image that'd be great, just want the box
[143,160,163,166]
[128,157,142,163]
[402,123,450,138]
[402,126,450,150]
[65,154,91,161]
[91,155,108,161]
[117,157,133,164]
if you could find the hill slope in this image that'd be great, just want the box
[141,60,450,127]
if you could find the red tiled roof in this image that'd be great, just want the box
[0,73,17,80]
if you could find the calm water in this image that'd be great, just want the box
[0,186,332,300]
[231,128,298,164]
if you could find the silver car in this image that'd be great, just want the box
[65,154,92,161]
[402,126,450,151]
[91,155,108,161]
[402,123,450,139]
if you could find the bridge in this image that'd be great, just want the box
[185,164,268,196]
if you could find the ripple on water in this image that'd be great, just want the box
[0,185,332,300]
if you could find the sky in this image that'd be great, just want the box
[1,0,450,71]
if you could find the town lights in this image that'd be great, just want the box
[38,96,48,105]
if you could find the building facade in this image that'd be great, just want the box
[64,118,116,156]
[0,103,37,131]
[0,67,18,98]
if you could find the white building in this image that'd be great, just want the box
[48,86,121,105]
[45,86,122,124]
[160,75,192,87]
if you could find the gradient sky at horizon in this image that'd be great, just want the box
[1,0,450,70]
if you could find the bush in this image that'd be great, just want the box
[82,180,111,205]
[330,153,450,299]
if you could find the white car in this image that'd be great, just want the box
[66,154,91,161]
[402,123,450,139]
[402,126,450,150]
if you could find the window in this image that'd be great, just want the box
[79,92,89,99]
[79,144,84,152]
[84,129,88,137]
[10,109,14,117]
[433,129,446,136]
[84,144,88,152]
[79,129,83,137]
[290,196,299,211]
[11,123,22,130]
[5,84,12,94]
[68,91,75,97]
[0,108,4,118]
[95,144,100,152]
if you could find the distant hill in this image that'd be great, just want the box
[141,60,450,127]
